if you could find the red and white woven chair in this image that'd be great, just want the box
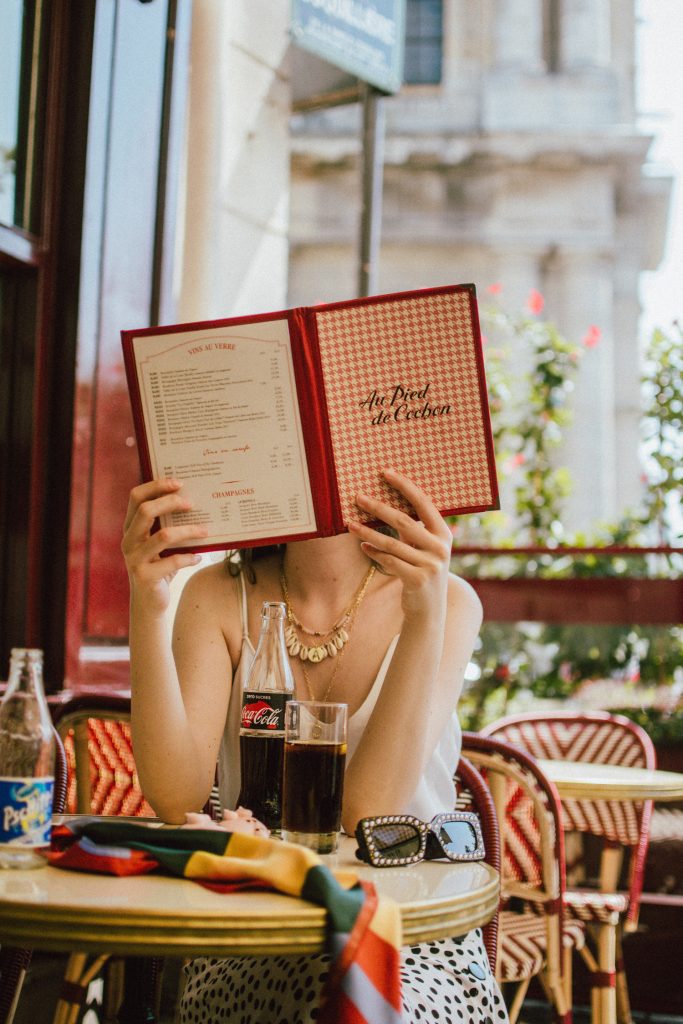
[482,711,655,1024]
[462,732,585,1024]
[455,754,502,973]
[51,693,163,1023]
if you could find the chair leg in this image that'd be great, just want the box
[0,948,32,1024]
[615,929,632,1024]
[562,944,574,1009]
[594,923,617,1024]
[539,969,574,1024]
[507,977,532,1024]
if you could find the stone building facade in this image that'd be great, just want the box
[287,0,671,531]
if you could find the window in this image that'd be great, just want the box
[403,0,443,85]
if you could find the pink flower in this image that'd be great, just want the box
[487,283,503,295]
[526,289,545,315]
[511,453,526,467]
[481,333,489,346]
[582,325,602,348]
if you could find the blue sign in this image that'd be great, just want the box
[291,0,405,94]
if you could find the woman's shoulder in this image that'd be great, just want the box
[446,571,483,623]
[176,560,241,620]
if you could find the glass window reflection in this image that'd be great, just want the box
[0,0,24,226]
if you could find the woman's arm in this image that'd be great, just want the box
[122,479,234,822]
[341,469,482,832]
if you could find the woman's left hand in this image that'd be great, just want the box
[348,468,453,619]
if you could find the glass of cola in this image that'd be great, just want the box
[282,701,347,854]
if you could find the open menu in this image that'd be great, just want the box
[121,283,499,552]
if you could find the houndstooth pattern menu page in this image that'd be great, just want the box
[311,286,498,529]
[122,284,499,554]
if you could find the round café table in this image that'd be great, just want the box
[0,833,499,1023]
[539,759,683,802]
[538,758,683,1024]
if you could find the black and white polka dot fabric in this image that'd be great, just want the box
[179,928,508,1023]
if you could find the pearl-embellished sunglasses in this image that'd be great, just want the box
[354,811,485,867]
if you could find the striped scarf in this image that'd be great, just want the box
[49,820,403,1023]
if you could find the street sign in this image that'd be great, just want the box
[291,0,405,95]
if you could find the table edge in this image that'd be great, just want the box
[0,865,500,956]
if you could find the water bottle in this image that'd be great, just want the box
[237,603,295,831]
[0,648,55,868]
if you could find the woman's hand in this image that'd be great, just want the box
[121,478,207,614]
[348,468,453,620]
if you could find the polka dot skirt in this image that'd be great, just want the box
[179,928,508,1023]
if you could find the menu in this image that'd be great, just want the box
[122,283,499,552]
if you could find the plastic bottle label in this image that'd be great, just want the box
[0,777,54,848]
[240,691,289,731]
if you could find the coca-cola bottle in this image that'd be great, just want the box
[237,602,294,832]
[0,648,55,868]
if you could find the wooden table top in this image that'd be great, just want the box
[0,834,499,957]
[540,759,683,802]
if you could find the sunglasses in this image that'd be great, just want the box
[354,811,485,867]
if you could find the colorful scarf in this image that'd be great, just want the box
[49,820,403,1023]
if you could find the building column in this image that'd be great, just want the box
[560,0,611,70]
[492,0,544,70]
[546,250,619,531]
[179,0,292,321]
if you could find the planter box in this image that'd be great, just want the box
[465,577,683,625]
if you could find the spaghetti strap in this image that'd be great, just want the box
[236,573,250,641]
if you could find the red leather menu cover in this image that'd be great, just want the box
[121,283,498,553]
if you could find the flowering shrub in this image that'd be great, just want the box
[451,291,683,737]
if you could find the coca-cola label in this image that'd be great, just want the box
[240,692,289,731]
[0,776,54,848]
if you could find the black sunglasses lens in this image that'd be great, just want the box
[438,821,480,856]
[370,823,422,861]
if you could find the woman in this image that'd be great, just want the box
[122,469,507,1024]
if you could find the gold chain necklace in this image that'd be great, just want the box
[298,570,374,702]
[280,564,375,665]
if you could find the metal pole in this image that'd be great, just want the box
[357,83,386,297]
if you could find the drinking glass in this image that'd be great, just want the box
[282,701,347,854]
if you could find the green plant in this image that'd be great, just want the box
[451,294,683,733]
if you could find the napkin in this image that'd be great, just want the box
[49,819,403,1024]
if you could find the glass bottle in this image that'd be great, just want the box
[0,648,55,868]
[237,602,294,832]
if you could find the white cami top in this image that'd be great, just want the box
[218,574,462,821]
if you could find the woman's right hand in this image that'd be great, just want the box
[121,478,207,614]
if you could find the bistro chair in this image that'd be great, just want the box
[482,710,656,1024]
[51,692,154,818]
[51,693,163,1024]
[455,754,501,973]
[0,728,68,1024]
[462,731,585,1024]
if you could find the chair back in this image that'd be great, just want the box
[481,711,654,926]
[461,731,570,995]
[455,754,501,973]
[52,692,154,817]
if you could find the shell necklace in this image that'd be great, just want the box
[279,563,376,664]
[279,563,376,702]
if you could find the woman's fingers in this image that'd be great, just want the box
[122,477,207,569]
[381,469,449,535]
[123,478,182,532]
[348,518,429,567]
